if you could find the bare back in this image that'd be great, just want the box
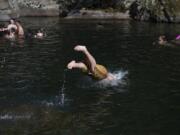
[16,22,24,36]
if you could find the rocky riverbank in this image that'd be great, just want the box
[65,9,130,19]
[0,0,179,23]
[0,0,59,21]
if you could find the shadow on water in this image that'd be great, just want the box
[0,18,179,135]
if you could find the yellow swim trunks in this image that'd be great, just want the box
[82,64,108,80]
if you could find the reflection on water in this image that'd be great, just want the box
[0,18,179,135]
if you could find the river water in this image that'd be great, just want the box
[0,18,179,135]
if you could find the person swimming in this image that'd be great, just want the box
[67,45,115,81]
[0,19,24,38]
[155,35,180,47]
[158,35,168,45]
[34,29,45,39]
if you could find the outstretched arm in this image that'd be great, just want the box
[67,60,87,70]
[74,45,96,72]
[0,28,8,32]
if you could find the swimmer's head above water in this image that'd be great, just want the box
[158,35,167,45]
[34,29,45,39]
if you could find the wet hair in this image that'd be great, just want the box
[159,35,167,41]
[9,18,17,25]
[10,18,16,21]
[37,30,41,33]
[38,28,44,33]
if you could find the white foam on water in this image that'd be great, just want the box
[40,92,71,108]
[95,70,128,88]
[41,100,55,107]
[78,70,128,91]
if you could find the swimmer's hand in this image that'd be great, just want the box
[67,60,75,69]
[74,45,87,52]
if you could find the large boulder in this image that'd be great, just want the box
[127,0,180,23]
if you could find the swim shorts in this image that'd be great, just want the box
[82,64,108,80]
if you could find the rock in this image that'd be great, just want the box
[0,0,19,20]
[128,0,180,23]
[0,0,59,18]
[0,0,10,10]
[0,14,11,21]
[17,0,59,16]
[65,9,130,19]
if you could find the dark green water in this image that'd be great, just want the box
[0,18,179,135]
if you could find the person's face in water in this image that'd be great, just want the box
[158,36,166,45]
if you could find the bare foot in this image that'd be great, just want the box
[74,45,87,52]
[67,60,76,69]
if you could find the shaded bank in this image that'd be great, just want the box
[0,1,180,22]
[0,0,59,20]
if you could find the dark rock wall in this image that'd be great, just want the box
[128,0,180,23]
[57,0,180,23]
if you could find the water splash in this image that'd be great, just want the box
[95,70,128,88]
[78,70,128,90]
[40,69,68,107]
[58,69,67,106]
